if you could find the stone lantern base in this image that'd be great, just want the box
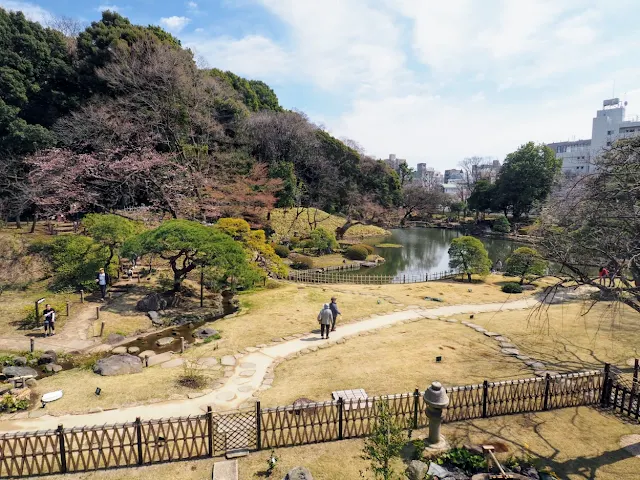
[422,435,449,454]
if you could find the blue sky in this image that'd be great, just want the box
[3,0,640,169]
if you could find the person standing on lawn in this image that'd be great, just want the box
[329,296,341,332]
[42,304,55,336]
[318,303,333,339]
[96,268,109,301]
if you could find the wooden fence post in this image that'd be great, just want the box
[57,424,67,474]
[601,363,611,408]
[337,398,344,440]
[255,401,262,450]
[30,338,34,353]
[543,374,551,411]
[66,302,70,316]
[413,388,420,429]
[634,359,639,385]
[207,406,214,456]
[482,381,488,418]
[80,290,84,303]
[96,306,100,319]
[99,321,105,337]
[135,417,143,465]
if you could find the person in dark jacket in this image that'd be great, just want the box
[329,296,341,332]
[42,304,56,337]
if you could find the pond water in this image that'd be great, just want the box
[358,228,521,280]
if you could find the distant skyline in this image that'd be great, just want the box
[3,0,640,169]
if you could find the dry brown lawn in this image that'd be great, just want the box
[258,317,529,407]
[0,288,77,336]
[44,407,640,480]
[184,283,399,360]
[33,363,222,415]
[466,301,640,371]
[334,274,555,307]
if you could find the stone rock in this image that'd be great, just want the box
[221,355,237,366]
[405,460,428,480]
[192,327,219,339]
[93,354,143,376]
[197,357,218,367]
[106,333,126,345]
[499,342,517,349]
[240,362,256,369]
[25,378,37,387]
[44,364,63,373]
[147,311,163,326]
[284,466,314,480]
[216,391,236,402]
[136,293,167,312]
[156,337,175,347]
[161,359,185,369]
[127,346,140,354]
[522,284,536,291]
[494,336,510,343]
[138,350,156,360]
[170,311,221,327]
[2,366,38,378]
[147,352,173,367]
[501,348,520,356]
[427,463,452,479]
[523,467,540,479]
[516,355,530,361]
[112,346,128,354]
[38,352,57,365]
[483,332,500,337]
[13,356,27,367]
[239,370,255,377]
[238,385,254,393]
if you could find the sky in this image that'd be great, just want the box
[3,0,640,170]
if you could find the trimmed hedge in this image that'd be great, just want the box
[345,245,369,261]
[501,282,523,294]
[355,243,374,254]
[290,256,314,270]
[274,244,290,258]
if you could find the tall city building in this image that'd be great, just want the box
[547,99,640,175]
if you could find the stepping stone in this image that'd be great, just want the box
[284,335,297,340]
[494,336,510,343]
[336,338,346,344]
[112,346,127,354]
[156,337,175,347]
[446,319,459,323]
[271,338,284,343]
[300,349,311,354]
[238,385,254,393]
[239,370,255,377]
[216,391,237,402]
[233,378,251,385]
[309,346,318,352]
[221,355,237,366]
[197,357,218,367]
[127,346,140,354]
[245,347,259,353]
[263,373,275,379]
[516,355,530,361]
[147,352,173,367]
[530,362,546,370]
[138,350,156,359]
[187,389,212,399]
[161,358,184,368]
[501,348,520,356]
[474,327,487,333]
[524,359,541,367]
[499,342,517,349]
[262,378,273,385]
[239,362,256,369]
[483,332,500,337]
[259,385,271,391]
[224,371,234,378]
[256,344,267,348]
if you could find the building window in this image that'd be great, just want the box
[607,130,614,135]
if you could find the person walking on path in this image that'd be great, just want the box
[329,296,341,332]
[96,268,109,301]
[598,267,608,286]
[317,303,333,339]
[42,304,56,337]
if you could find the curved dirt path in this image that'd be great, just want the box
[0,297,540,433]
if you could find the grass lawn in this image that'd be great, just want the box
[185,283,399,360]
[43,407,640,480]
[0,288,78,336]
[269,208,388,240]
[467,301,640,371]
[258,317,529,406]
[332,274,555,306]
[33,364,222,415]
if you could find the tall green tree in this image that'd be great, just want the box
[83,214,141,272]
[494,142,561,219]
[467,180,497,219]
[505,247,547,284]
[361,401,407,480]
[123,220,246,292]
[448,236,492,282]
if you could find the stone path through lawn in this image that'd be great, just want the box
[0,296,541,433]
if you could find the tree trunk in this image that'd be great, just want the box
[467,272,472,282]
[15,216,21,229]
[104,246,115,278]
[30,213,38,233]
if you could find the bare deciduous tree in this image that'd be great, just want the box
[539,137,640,313]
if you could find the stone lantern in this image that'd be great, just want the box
[423,381,449,450]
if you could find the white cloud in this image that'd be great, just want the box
[187,1,198,9]
[96,4,120,12]
[471,92,485,103]
[194,27,204,33]
[0,0,50,23]
[160,16,191,32]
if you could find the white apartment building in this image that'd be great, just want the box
[547,98,640,175]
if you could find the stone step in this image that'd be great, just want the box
[225,448,249,459]
[213,459,238,480]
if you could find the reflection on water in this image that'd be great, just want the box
[359,228,520,279]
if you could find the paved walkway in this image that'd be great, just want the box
[0,297,539,433]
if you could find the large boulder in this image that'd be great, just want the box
[169,311,220,327]
[106,333,126,345]
[93,354,143,376]
[13,356,27,366]
[136,293,168,312]
[3,366,38,378]
[406,460,429,480]
[284,466,313,480]
[146,310,163,326]
[38,351,58,365]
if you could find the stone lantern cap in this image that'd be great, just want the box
[423,381,449,408]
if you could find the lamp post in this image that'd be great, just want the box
[423,381,450,451]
